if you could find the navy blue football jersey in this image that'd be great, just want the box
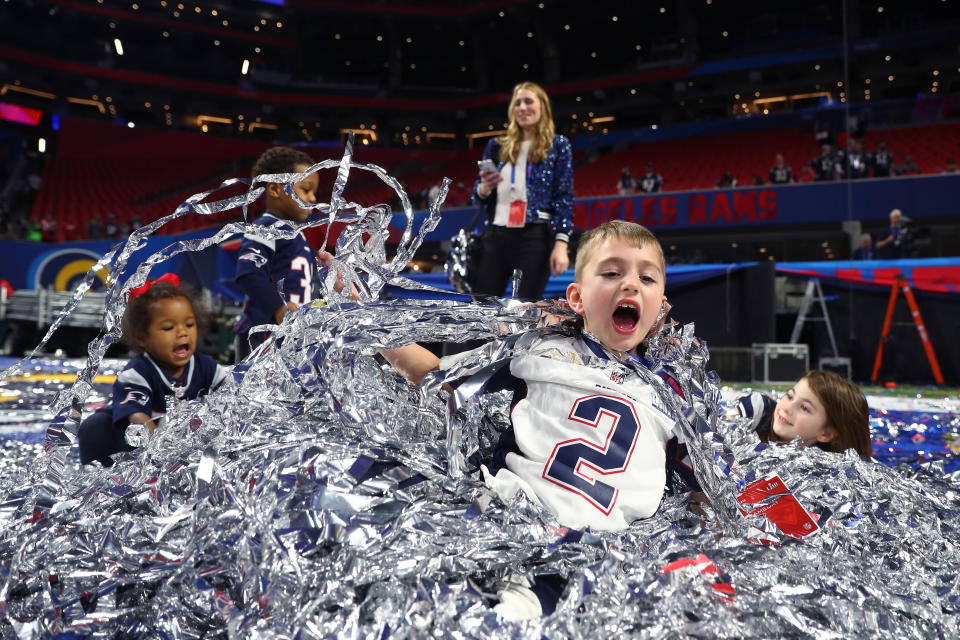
[769,164,794,184]
[234,212,314,336]
[811,154,837,181]
[112,353,229,428]
[639,171,664,193]
[870,149,893,177]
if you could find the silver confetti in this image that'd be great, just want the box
[0,138,957,638]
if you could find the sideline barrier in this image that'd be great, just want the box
[390,263,758,300]
[776,258,960,295]
[0,231,211,292]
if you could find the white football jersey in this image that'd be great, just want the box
[444,332,685,532]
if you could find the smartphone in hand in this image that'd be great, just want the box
[477,159,498,173]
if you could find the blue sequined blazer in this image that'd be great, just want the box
[470,135,575,243]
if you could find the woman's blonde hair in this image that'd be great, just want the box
[497,81,555,165]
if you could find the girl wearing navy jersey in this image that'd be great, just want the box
[77,274,229,466]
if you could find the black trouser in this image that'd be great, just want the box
[472,223,552,301]
[77,411,135,467]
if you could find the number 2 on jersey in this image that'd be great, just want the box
[542,395,641,514]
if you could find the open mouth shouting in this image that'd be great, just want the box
[172,342,192,361]
[612,301,640,334]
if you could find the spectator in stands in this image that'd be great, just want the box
[471,81,572,300]
[839,138,868,180]
[444,181,468,207]
[104,213,121,239]
[876,208,905,258]
[852,233,875,260]
[616,167,636,195]
[768,153,795,184]
[716,171,737,188]
[6,215,26,240]
[62,218,78,242]
[40,213,57,242]
[129,214,142,232]
[427,180,442,207]
[638,162,663,193]
[810,144,839,181]
[87,215,103,240]
[870,140,894,177]
[25,221,42,242]
[894,155,920,176]
[942,159,958,174]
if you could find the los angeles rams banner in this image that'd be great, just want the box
[387,173,960,240]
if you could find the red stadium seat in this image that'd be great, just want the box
[29,119,960,237]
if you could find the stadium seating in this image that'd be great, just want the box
[29,118,485,241]
[29,118,960,241]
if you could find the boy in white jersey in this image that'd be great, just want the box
[382,220,688,532]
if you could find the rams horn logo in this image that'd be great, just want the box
[28,248,109,292]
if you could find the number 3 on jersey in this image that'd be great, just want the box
[542,395,641,514]
[287,256,312,304]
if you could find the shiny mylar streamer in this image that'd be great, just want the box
[0,136,958,638]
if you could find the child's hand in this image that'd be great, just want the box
[274,300,299,324]
[128,412,158,435]
[317,250,361,300]
[524,298,575,326]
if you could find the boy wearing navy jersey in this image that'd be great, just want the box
[234,146,319,362]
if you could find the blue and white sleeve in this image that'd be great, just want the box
[111,367,153,428]
[235,234,285,317]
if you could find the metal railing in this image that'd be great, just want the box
[0,289,106,329]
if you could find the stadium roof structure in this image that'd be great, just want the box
[1,0,958,146]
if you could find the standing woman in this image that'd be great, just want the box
[471,81,573,300]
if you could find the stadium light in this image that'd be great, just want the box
[241,59,250,75]
[38,137,46,153]
[113,38,124,55]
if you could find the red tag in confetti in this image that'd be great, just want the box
[737,475,820,538]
